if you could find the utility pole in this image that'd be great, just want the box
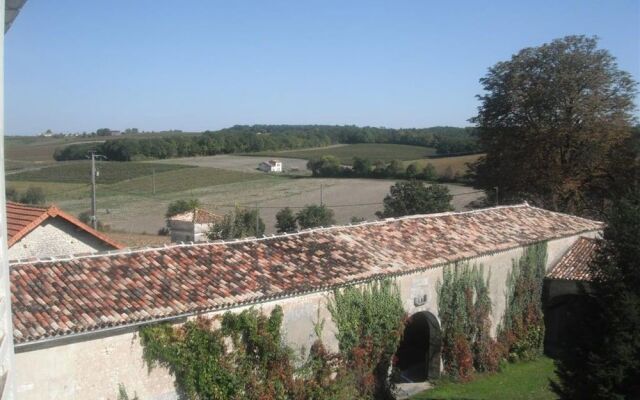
[255,202,260,236]
[320,184,324,206]
[90,152,97,229]
[88,151,106,230]
[152,168,156,195]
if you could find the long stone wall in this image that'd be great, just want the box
[14,232,597,400]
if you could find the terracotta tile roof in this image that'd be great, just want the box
[10,204,602,345]
[168,208,222,224]
[546,237,600,281]
[6,201,124,250]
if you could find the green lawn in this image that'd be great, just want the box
[411,357,557,400]
[251,143,436,164]
[7,161,192,184]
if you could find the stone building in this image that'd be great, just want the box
[6,202,124,261]
[167,208,222,243]
[9,204,602,399]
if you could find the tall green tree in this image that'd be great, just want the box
[552,190,640,399]
[165,199,200,218]
[471,36,637,214]
[275,207,297,233]
[353,157,372,176]
[296,204,335,229]
[376,181,453,218]
[208,207,265,240]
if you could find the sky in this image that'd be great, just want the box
[5,0,640,135]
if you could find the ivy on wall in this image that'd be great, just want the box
[328,279,407,399]
[138,279,406,400]
[497,242,548,362]
[437,263,500,381]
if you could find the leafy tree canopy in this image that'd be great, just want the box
[471,35,637,214]
[208,207,265,240]
[275,207,297,233]
[376,181,453,218]
[296,204,336,229]
[165,199,200,218]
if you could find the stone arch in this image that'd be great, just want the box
[393,311,441,382]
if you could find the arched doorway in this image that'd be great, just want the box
[393,311,441,382]
[544,294,594,358]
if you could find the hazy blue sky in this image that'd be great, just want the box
[5,0,639,135]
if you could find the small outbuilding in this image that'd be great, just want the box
[258,159,282,172]
[167,208,223,243]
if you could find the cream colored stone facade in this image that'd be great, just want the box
[14,232,598,400]
[8,218,114,261]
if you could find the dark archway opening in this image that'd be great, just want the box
[393,311,441,383]
[544,294,594,358]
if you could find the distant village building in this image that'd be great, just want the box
[108,129,122,136]
[258,159,282,172]
[167,208,223,242]
[6,201,124,260]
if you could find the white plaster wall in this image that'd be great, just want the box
[14,232,597,399]
[9,218,113,260]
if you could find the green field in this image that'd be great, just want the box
[411,357,557,400]
[107,166,276,195]
[7,161,192,184]
[251,143,436,164]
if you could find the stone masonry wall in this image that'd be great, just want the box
[14,232,596,400]
[8,218,114,260]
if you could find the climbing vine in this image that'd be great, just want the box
[497,242,548,362]
[437,263,501,381]
[139,283,405,400]
[328,279,407,399]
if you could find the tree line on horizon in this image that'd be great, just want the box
[52,125,479,161]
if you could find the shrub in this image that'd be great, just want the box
[437,263,499,380]
[328,279,406,399]
[296,205,335,229]
[497,243,547,361]
[20,186,46,205]
[208,206,265,240]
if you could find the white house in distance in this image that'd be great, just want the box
[167,208,223,242]
[258,159,282,172]
[6,201,125,261]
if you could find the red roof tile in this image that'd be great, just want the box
[6,201,124,250]
[10,204,602,344]
[546,237,600,281]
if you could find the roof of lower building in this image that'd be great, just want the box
[546,237,600,281]
[168,208,223,224]
[6,201,124,251]
[10,204,602,345]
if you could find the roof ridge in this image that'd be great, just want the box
[9,203,596,267]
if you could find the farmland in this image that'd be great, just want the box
[7,161,192,184]
[5,154,484,237]
[250,143,437,164]
[404,153,484,177]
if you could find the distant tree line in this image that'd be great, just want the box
[307,155,465,183]
[53,125,480,161]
